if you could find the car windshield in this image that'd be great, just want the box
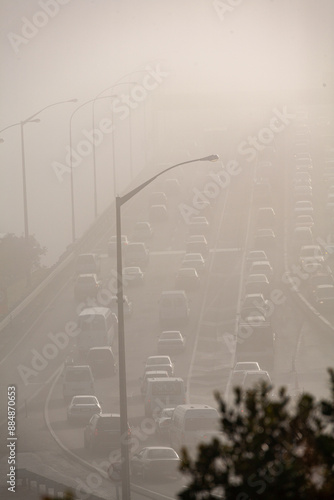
[97,416,121,430]
[161,332,181,339]
[72,396,97,405]
[77,276,95,284]
[184,417,218,431]
[147,448,178,459]
[243,374,271,389]
[147,357,170,365]
[79,315,106,331]
[65,370,91,382]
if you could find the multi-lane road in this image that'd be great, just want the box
[1,106,333,500]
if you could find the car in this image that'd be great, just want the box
[108,235,129,257]
[144,356,174,376]
[124,242,149,268]
[74,274,102,301]
[302,262,326,275]
[231,362,262,386]
[131,447,180,480]
[75,253,100,276]
[132,222,154,242]
[84,413,131,453]
[108,295,133,317]
[233,361,261,372]
[140,370,169,396]
[295,158,313,171]
[295,215,314,228]
[181,253,206,274]
[293,172,312,186]
[253,229,276,250]
[149,204,168,223]
[123,266,144,286]
[240,293,270,320]
[292,227,314,253]
[186,234,208,244]
[67,395,102,424]
[241,370,272,390]
[175,268,200,291]
[248,261,273,281]
[244,274,271,297]
[154,407,175,437]
[299,245,325,266]
[187,216,210,235]
[256,207,276,229]
[192,200,213,220]
[293,185,313,201]
[307,273,334,296]
[246,250,268,266]
[294,200,314,217]
[159,290,190,327]
[185,238,209,256]
[313,284,334,311]
[87,346,117,377]
[157,330,186,354]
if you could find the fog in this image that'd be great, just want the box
[1,2,334,499]
[1,0,333,265]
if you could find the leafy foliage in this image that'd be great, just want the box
[179,369,334,500]
[0,232,46,287]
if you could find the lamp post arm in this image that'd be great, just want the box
[25,99,78,123]
[119,155,218,207]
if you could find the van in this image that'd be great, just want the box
[144,378,186,417]
[88,346,117,377]
[169,404,220,451]
[159,291,190,328]
[76,307,118,356]
[140,370,169,396]
[62,365,95,402]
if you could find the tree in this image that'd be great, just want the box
[0,232,46,289]
[179,369,334,500]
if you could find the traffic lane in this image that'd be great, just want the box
[0,172,194,424]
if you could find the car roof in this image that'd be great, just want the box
[79,306,112,316]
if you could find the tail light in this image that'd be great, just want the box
[94,429,98,436]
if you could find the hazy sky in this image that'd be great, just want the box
[1,0,333,265]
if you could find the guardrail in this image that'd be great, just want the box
[18,467,105,499]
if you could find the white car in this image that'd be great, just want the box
[181,253,206,273]
[294,200,314,216]
[241,370,272,391]
[67,395,102,423]
[157,330,186,353]
[122,266,144,285]
[188,216,210,235]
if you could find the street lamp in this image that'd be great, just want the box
[69,95,116,243]
[115,154,219,500]
[0,98,77,286]
[92,82,136,219]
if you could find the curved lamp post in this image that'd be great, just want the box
[0,98,77,286]
[115,154,219,500]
